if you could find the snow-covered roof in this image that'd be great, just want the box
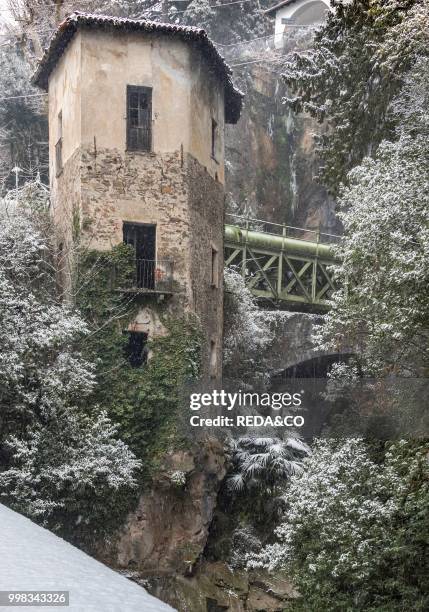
[0,503,176,611]
[33,11,243,124]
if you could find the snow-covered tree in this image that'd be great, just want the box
[0,45,48,189]
[315,54,429,376]
[223,267,274,388]
[205,434,310,565]
[0,183,140,541]
[180,0,270,45]
[0,412,139,526]
[227,436,309,495]
[248,438,429,611]
[282,0,422,192]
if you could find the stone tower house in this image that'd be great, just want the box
[34,12,242,378]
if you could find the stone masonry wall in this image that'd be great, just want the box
[54,145,224,378]
[188,155,224,379]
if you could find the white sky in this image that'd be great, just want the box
[0,0,12,26]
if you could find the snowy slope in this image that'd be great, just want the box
[0,504,176,611]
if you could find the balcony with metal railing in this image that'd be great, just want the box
[114,259,174,295]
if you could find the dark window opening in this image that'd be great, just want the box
[206,598,228,612]
[127,85,152,152]
[124,331,148,368]
[55,111,63,176]
[211,246,219,288]
[123,222,156,289]
[211,118,218,160]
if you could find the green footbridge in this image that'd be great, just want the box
[224,214,340,309]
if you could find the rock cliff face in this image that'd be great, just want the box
[147,562,299,611]
[107,440,226,575]
[224,37,340,235]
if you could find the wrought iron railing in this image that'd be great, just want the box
[115,259,174,293]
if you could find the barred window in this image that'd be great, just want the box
[126,85,152,152]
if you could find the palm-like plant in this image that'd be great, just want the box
[227,436,310,498]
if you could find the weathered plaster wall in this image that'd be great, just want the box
[78,29,224,183]
[189,51,225,183]
[80,31,187,153]
[48,33,82,277]
[50,148,81,295]
[188,155,224,378]
[48,32,82,169]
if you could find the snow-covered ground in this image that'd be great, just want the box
[0,504,176,611]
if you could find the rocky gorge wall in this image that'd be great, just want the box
[147,562,298,611]
[223,33,340,235]
[104,440,227,577]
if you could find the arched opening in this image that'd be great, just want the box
[269,353,355,437]
[290,0,330,26]
[272,353,354,380]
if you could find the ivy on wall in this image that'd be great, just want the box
[75,244,203,482]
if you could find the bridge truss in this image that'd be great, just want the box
[224,214,340,309]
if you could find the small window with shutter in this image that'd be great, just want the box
[210,339,218,378]
[126,85,152,152]
[55,111,63,176]
[211,118,218,161]
[211,245,219,288]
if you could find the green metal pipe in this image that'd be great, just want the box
[224,224,337,260]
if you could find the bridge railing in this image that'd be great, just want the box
[225,213,341,245]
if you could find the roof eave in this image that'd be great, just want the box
[32,12,244,124]
[32,18,78,90]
